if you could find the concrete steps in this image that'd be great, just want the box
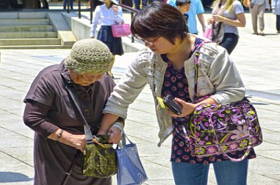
[0,38,61,45]
[0,12,71,49]
[0,18,50,26]
[0,45,70,49]
[0,25,54,32]
[0,31,57,38]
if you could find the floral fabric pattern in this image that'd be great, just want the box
[188,99,262,158]
[161,38,256,164]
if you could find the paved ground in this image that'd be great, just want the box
[0,11,280,185]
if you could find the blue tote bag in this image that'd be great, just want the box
[116,135,148,185]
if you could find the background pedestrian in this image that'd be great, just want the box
[90,0,124,77]
[209,0,246,54]
[272,0,280,33]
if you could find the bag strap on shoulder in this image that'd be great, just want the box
[64,83,94,142]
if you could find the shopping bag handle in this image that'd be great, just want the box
[117,133,134,149]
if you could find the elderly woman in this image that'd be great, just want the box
[23,39,121,185]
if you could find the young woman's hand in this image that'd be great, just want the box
[207,17,214,25]
[212,15,224,23]
[167,97,196,118]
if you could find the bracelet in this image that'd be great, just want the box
[111,122,124,134]
[56,129,64,141]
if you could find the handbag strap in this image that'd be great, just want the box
[117,133,134,149]
[64,84,94,142]
[60,151,80,185]
[193,40,209,97]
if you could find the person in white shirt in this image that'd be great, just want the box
[90,0,124,77]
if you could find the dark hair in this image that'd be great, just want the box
[131,1,188,44]
[176,0,191,7]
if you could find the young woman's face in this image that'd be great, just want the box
[141,36,179,54]
[69,70,104,86]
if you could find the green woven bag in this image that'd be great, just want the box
[83,137,117,178]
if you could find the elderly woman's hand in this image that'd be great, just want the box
[58,131,86,152]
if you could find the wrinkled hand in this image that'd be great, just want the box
[64,133,86,152]
[107,126,122,144]
[167,98,196,118]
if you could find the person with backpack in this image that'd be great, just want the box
[97,2,256,185]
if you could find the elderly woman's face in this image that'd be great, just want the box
[69,70,105,86]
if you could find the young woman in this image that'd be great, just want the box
[209,0,246,54]
[97,2,256,185]
[90,0,124,77]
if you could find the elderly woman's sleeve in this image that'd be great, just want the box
[23,101,59,137]
[23,71,59,137]
[209,49,245,104]
[103,53,149,118]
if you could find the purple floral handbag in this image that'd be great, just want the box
[186,41,263,161]
[187,98,263,161]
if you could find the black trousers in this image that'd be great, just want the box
[276,15,280,32]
